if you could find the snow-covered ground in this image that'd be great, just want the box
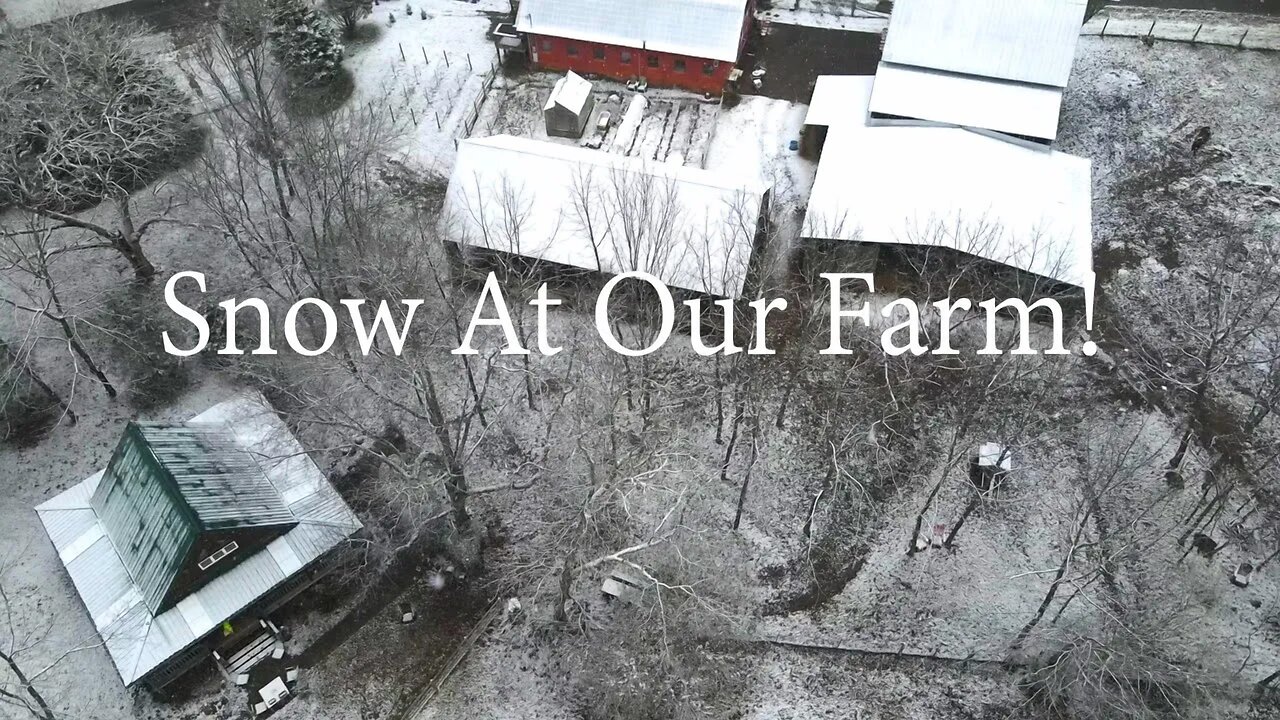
[757,0,889,33]
[345,0,507,177]
[0,0,135,27]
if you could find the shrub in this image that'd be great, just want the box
[269,0,346,87]
[96,285,196,411]
[0,344,62,446]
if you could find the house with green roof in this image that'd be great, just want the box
[35,394,362,689]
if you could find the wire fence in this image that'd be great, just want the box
[1084,16,1280,51]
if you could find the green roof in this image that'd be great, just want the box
[90,422,297,613]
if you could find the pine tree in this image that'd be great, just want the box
[268,0,345,86]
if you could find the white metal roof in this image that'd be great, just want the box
[882,0,1088,88]
[544,71,593,115]
[444,135,770,298]
[869,64,1066,141]
[36,394,361,686]
[803,75,876,129]
[515,0,750,63]
[802,125,1093,288]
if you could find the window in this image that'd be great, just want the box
[620,50,632,63]
[647,54,660,68]
[703,62,715,76]
[197,541,240,571]
[541,39,552,51]
[593,47,605,60]
[673,58,686,73]
[566,43,578,57]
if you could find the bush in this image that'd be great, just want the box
[0,345,62,446]
[96,285,196,411]
[269,0,346,87]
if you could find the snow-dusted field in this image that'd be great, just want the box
[3,3,1280,719]
[0,0,135,27]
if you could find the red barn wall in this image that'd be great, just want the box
[528,35,735,94]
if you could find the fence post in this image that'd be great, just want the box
[1100,17,1108,36]
[409,107,417,126]
[387,103,396,124]
[435,110,442,129]
[1239,29,1249,48]
[422,46,429,64]
[1192,23,1202,42]
[443,49,450,67]
[399,42,406,62]
[1147,20,1155,39]
[467,53,473,71]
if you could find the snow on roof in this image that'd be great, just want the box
[544,71,593,114]
[869,64,1066,142]
[871,0,1086,141]
[802,125,1093,288]
[36,393,361,687]
[444,135,770,298]
[881,0,1088,88]
[515,0,750,63]
[803,75,875,129]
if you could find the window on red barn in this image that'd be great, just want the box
[703,62,715,75]
[567,43,578,56]
[674,58,686,73]
[593,47,605,60]
[541,39,552,51]
[647,54,659,68]
[620,50,632,63]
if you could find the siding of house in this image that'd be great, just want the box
[529,34,736,94]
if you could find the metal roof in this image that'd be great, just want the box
[869,63,1066,142]
[803,75,876,129]
[36,393,362,686]
[802,124,1093,288]
[89,423,297,613]
[544,71,594,115]
[870,0,1086,142]
[444,135,770,298]
[881,0,1088,88]
[515,0,750,63]
[129,424,298,530]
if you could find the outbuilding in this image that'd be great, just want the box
[515,0,753,95]
[442,134,771,298]
[868,0,1088,143]
[544,71,595,138]
[35,394,362,690]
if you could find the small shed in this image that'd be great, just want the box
[971,442,1012,493]
[544,71,595,139]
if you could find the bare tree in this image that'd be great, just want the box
[0,17,196,280]
[0,553,108,720]
[0,216,119,399]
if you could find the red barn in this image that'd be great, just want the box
[515,0,753,95]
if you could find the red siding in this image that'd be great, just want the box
[529,35,735,95]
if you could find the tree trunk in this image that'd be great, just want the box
[1,650,57,720]
[1014,512,1090,648]
[942,494,981,549]
[555,555,573,622]
[416,367,469,529]
[732,424,758,530]
[115,196,156,281]
[1165,424,1193,486]
[42,275,117,399]
[721,397,744,483]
